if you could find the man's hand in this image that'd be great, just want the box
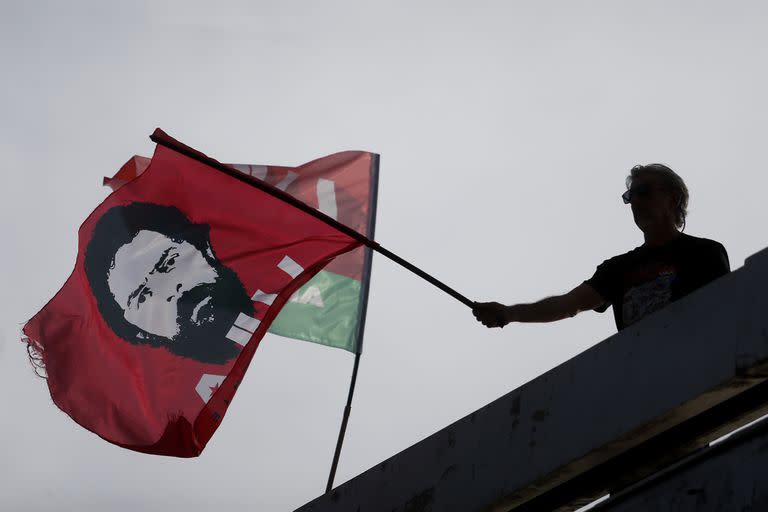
[472,301,516,328]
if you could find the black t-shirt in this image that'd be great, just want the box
[584,233,730,331]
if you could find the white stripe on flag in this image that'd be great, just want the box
[251,289,277,305]
[275,171,298,191]
[278,255,303,278]
[195,374,226,403]
[316,179,338,220]
[229,164,267,181]
[249,165,267,180]
[225,325,252,346]
[234,312,261,333]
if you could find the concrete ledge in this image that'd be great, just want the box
[595,418,768,511]
[296,246,768,512]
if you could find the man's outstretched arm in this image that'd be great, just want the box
[473,283,606,328]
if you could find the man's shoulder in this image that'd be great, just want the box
[598,233,726,265]
[609,243,646,262]
[594,246,639,271]
[677,232,727,253]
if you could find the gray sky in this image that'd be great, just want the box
[2,1,767,510]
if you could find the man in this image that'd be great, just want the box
[473,164,730,331]
[84,202,254,364]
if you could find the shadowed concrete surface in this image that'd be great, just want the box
[295,246,768,512]
[593,417,768,511]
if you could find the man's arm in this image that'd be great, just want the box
[473,283,607,328]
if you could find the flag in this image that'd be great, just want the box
[23,129,363,457]
[106,150,378,353]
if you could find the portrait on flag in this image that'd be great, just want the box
[84,202,252,364]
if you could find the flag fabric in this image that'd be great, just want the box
[23,130,363,457]
[107,150,378,354]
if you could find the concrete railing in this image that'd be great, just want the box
[297,246,768,512]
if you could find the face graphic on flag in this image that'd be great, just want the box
[84,202,251,364]
[23,130,363,457]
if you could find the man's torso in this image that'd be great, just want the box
[585,233,730,330]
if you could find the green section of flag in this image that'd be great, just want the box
[268,270,361,352]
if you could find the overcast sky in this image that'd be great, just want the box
[2,1,767,510]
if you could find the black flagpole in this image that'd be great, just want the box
[150,129,473,308]
[325,154,379,493]
[326,352,362,492]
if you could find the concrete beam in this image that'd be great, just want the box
[595,418,768,511]
[296,246,768,512]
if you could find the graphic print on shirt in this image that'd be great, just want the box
[621,262,678,328]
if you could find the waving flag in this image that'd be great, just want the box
[106,150,379,353]
[23,130,363,456]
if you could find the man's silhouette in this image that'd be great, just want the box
[85,202,252,364]
[473,164,730,331]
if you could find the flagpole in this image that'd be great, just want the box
[326,351,362,492]
[325,154,379,493]
[150,129,474,309]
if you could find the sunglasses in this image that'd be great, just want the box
[622,183,667,204]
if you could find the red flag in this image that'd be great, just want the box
[103,154,151,189]
[23,130,362,457]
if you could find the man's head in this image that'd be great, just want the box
[623,164,689,233]
[85,202,252,364]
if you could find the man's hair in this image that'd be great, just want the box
[84,202,241,364]
[626,164,689,231]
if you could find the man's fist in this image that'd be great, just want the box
[472,301,512,328]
